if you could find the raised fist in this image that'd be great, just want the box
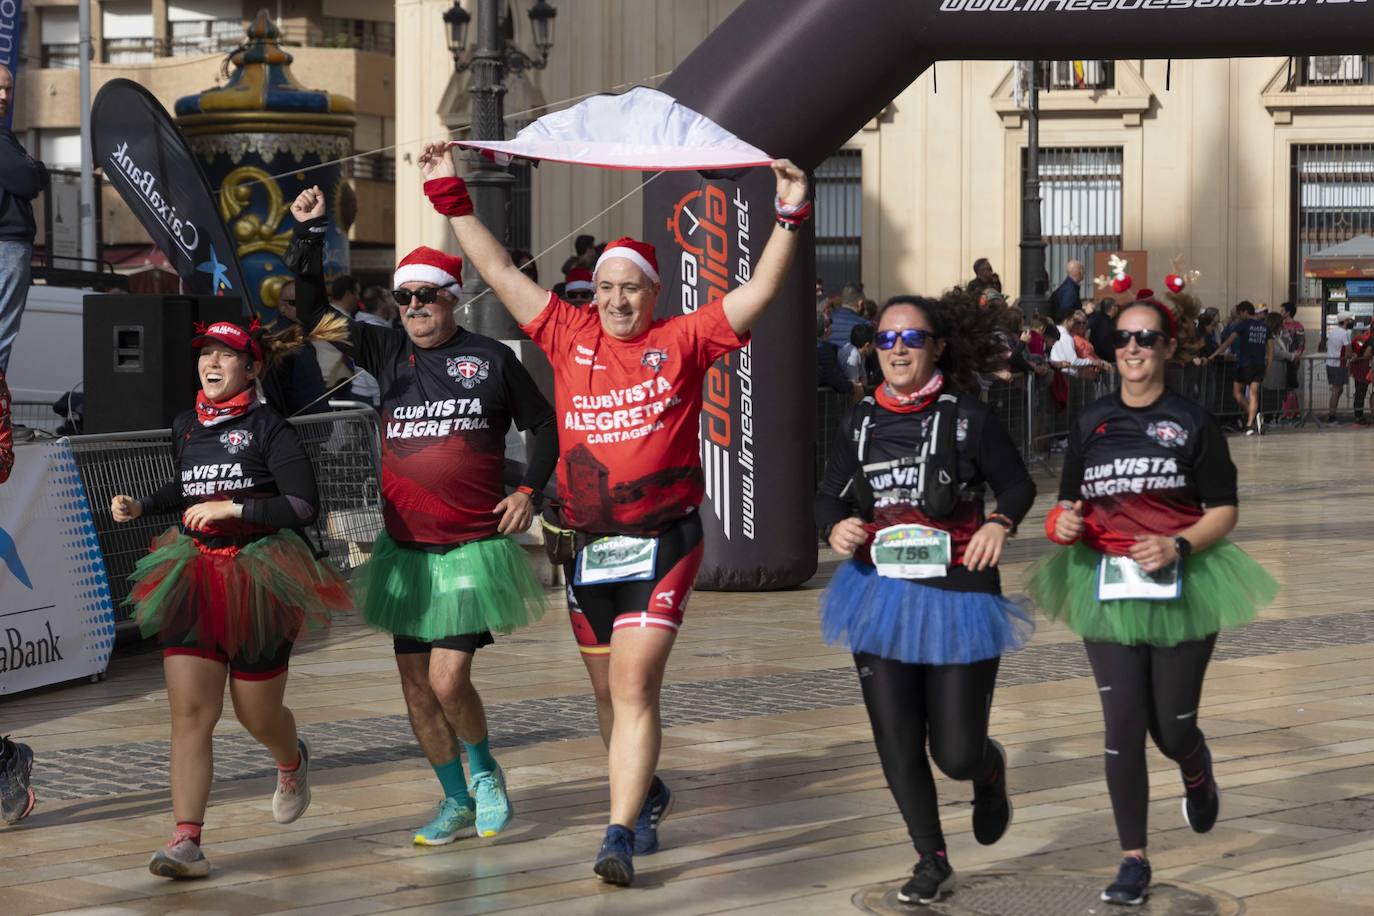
[290,185,326,223]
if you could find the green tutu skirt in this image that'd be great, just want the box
[354,532,548,639]
[1026,539,1277,647]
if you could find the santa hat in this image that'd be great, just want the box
[595,236,660,284]
[565,267,594,293]
[394,246,463,296]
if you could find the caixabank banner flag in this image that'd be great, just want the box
[0,442,116,695]
[0,0,21,130]
[91,79,249,304]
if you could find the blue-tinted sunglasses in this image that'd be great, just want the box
[875,328,933,350]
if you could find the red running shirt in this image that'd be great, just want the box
[522,292,748,535]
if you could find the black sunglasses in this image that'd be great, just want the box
[565,289,594,301]
[392,287,446,306]
[1112,328,1166,349]
[875,328,933,350]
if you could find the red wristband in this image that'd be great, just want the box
[1044,504,1079,546]
[516,486,534,497]
[424,177,474,218]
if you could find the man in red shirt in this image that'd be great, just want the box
[417,141,809,886]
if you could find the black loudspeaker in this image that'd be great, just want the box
[83,295,245,433]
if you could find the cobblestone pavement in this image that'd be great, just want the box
[34,605,1374,802]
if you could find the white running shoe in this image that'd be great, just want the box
[149,836,210,879]
[272,738,312,824]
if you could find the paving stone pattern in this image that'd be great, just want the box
[34,607,1374,801]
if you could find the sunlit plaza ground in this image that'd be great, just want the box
[3,428,1374,915]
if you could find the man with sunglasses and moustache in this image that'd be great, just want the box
[283,187,558,847]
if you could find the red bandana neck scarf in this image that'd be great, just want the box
[876,370,945,414]
[195,387,260,427]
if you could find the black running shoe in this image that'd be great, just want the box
[972,739,1013,846]
[1101,855,1151,906]
[593,824,635,886]
[897,852,955,905]
[1182,747,1220,834]
[0,736,35,825]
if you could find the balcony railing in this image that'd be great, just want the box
[39,20,394,69]
[1038,60,1115,91]
[103,37,159,65]
[344,154,396,183]
[1295,55,1374,87]
[41,43,80,70]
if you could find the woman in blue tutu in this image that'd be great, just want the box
[815,290,1036,906]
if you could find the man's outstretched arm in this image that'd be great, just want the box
[720,159,810,337]
[418,142,549,326]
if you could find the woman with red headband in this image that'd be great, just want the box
[1028,292,1277,907]
[111,316,352,880]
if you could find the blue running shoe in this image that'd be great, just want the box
[593,825,635,886]
[413,797,477,846]
[633,776,673,855]
[1101,855,1151,906]
[470,763,513,837]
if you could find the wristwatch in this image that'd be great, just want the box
[1172,536,1193,561]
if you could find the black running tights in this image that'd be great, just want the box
[855,652,1002,855]
[1084,636,1217,851]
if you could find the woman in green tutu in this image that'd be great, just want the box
[1028,289,1277,907]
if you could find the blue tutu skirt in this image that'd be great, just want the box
[819,560,1034,665]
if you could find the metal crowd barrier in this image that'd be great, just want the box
[68,408,383,620]
[813,351,1370,483]
[11,400,71,435]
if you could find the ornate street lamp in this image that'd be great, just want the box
[443,1,471,60]
[528,0,557,65]
[442,0,558,339]
[446,0,556,72]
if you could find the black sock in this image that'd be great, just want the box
[1177,735,1210,788]
[972,740,1003,787]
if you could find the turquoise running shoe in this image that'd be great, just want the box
[413,797,476,846]
[470,763,513,837]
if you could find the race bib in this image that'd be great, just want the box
[575,535,659,586]
[1096,554,1183,601]
[871,524,951,580]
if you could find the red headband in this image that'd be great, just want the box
[1128,296,1178,339]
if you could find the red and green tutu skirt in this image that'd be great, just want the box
[1027,539,1278,647]
[353,531,548,640]
[126,528,349,661]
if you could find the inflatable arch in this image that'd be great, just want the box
[466,0,1374,589]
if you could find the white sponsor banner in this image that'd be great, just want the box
[0,441,116,695]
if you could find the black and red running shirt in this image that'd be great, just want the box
[814,392,1036,594]
[141,403,319,543]
[353,326,555,546]
[521,292,748,536]
[286,221,558,548]
[1059,389,1238,556]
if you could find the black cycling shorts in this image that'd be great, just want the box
[562,512,704,655]
[161,640,293,681]
[393,632,495,655]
